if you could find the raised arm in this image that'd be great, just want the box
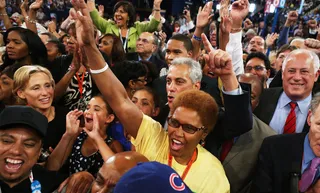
[20,0,29,19]
[27,0,43,33]
[46,110,83,171]
[152,0,162,22]
[71,0,143,138]
[192,1,214,60]
[0,0,13,30]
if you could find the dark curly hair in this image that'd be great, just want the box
[111,60,147,88]
[245,52,271,70]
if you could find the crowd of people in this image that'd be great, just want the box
[0,0,319,192]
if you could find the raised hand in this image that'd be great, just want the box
[30,0,43,10]
[196,1,214,29]
[202,33,234,78]
[220,16,232,34]
[66,109,83,136]
[266,33,279,47]
[83,112,102,143]
[230,0,249,27]
[70,0,95,47]
[153,0,163,8]
[47,21,57,32]
[244,18,253,30]
[20,0,28,11]
[285,11,298,27]
[220,0,230,18]
[183,9,192,22]
[305,38,320,54]
[0,0,6,10]
[98,5,104,17]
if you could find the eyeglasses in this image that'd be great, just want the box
[245,65,266,72]
[167,116,206,134]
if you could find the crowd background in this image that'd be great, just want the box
[0,0,320,193]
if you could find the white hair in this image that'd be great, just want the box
[169,57,202,84]
[282,49,320,75]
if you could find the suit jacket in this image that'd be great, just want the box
[253,87,309,133]
[223,115,276,193]
[125,52,167,74]
[250,133,307,193]
[152,75,222,109]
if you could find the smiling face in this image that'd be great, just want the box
[245,57,269,84]
[0,127,41,187]
[166,65,199,109]
[114,6,129,28]
[168,107,206,161]
[84,96,114,134]
[6,31,29,61]
[99,36,114,57]
[282,51,318,101]
[17,72,54,111]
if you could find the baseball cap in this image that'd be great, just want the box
[0,106,48,138]
[114,161,193,193]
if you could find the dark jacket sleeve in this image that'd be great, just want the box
[213,83,252,140]
[250,137,274,193]
[204,83,252,156]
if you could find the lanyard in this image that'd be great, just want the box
[119,28,130,52]
[0,171,41,193]
[76,73,85,99]
[168,149,197,180]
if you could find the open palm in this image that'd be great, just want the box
[70,0,95,47]
[0,0,6,9]
[196,1,214,28]
[230,0,249,23]
[30,0,43,10]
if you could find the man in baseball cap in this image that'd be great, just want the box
[0,106,65,193]
[113,161,193,193]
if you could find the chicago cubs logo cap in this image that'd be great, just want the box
[113,161,193,193]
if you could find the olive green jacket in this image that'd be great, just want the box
[90,9,160,52]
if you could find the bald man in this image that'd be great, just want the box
[221,73,276,193]
[91,151,149,193]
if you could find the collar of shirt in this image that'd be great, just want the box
[278,92,311,115]
[302,133,316,173]
[138,55,152,61]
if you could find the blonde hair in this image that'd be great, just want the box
[13,65,55,105]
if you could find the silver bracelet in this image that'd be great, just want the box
[25,16,36,24]
[90,63,109,74]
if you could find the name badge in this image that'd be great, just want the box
[31,180,41,193]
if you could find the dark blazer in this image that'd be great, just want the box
[253,87,309,133]
[223,115,276,193]
[152,75,222,109]
[125,52,167,74]
[250,133,307,193]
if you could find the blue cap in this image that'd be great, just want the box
[114,161,193,193]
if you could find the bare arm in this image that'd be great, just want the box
[70,0,143,138]
[192,1,214,60]
[152,0,163,21]
[46,110,83,171]
[26,0,43,34]
[0,0,13,30]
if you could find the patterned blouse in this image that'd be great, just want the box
[69,131,113,176]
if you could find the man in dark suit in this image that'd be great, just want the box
[254,49,319,134]
[152,33,252,157]
[125,32,167,74]
[220,74,276,193]
[251,93,320,193]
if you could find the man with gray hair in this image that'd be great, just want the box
[154,45,252,156]
[254,49,320,134]
[251,93,320,193]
